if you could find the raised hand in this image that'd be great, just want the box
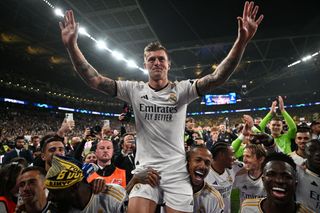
[270,100,277,114]
[278,96,285,112]
[59,10,79,48]
[237,1,264,43]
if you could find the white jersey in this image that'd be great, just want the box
[205,161,244,213]
[69,184,128,213]
[296,167,320,212]
[193,182,224,213]
[116,80,199,174]
[289,151,305,166]
[233,169,266,205]
[241,198,313,213]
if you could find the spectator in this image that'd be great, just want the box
[114,133,136,184]
[3,136,33,165]
[87,139,126,187]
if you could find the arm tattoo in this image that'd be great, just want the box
[75,61,116,96]
[97,78,116,96]
[197,58,238,96]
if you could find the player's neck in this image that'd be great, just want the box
[148,78,169,91]
[212,162,225,175]
[25,197,47,213]
[296,149,305,158]
[248,169,262,179]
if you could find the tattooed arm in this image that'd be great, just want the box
[60,10,116,96]
[197,1,263,95]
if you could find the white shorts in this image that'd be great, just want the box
[129,175,193,212]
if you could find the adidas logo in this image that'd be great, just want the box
[242,185,247,190]
[213,181,218,185]
[311,181,318,187]
[141,95,148,100]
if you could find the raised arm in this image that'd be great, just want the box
[197,1,263,95]
[59,10,116,96]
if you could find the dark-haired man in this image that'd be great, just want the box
[3,136,33,165]
[296,139,320,212]
[289,127,311,166]
[59,1,263,211]
[241,152,312,213]
[16,166,52,213]
[205,142,243,213]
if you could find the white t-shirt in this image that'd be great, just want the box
[296,167,320,212]
[70,184,128,213]
[233,169,266,205]
[289,151,305,166]
[193,182,224,213]
[205,161,244,213]
[116,80,199,174]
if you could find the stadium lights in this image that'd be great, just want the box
[96,40,107,50]
[41,0,147,75]
[54,8,64,17]
[287,50,320,67]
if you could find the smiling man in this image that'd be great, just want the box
[187,145,224,213]
[59,1,263,211]
[241,152,312,213]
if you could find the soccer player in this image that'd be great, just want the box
[296,139,320,212]
[241,152,312,213]
[59,1,263,212]
[233,144,267,205]
[205,142,244,213]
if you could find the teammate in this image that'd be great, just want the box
[205,142,243,213]
[233,144,266,205]
[241,152,313,213]
[289,127,311,166]
[296,139,320,212]
[59,1,263,212]
[259,96,297,154]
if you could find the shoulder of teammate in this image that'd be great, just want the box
[102,183,128,203]
[204,182,225,209]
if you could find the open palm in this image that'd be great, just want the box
[59,10,79,47]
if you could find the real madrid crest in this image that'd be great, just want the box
[168,92,177,103]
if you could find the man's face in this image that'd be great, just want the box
[144,50,170,81]
[32,138,40,147]
[305,141,320,173]
[295,132,310,151]
[95,140,114,163]
[262,161,296,205]
[186,121,195,130]
[84,153,97,164]
[41,141,65,170]
[243,148,264,171]
[18,170,46,205]
[311,123,320,134]
[270,120,283,136]
[123,135,135,154]
[188,148,212,187]
[219,124,226,132]
[16,139,25,149]
[220,146,235,169]
[210,130,219,142]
